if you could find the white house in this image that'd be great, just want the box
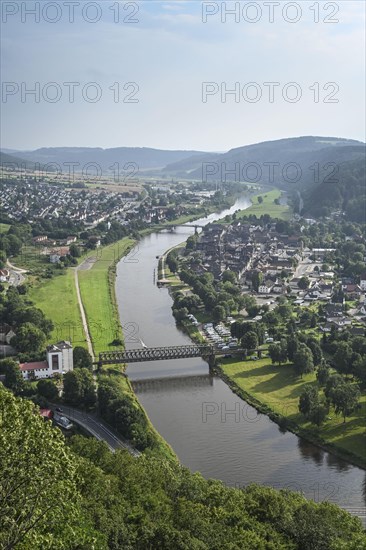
[47,341,73,374]
[0,324,16,344]
[20,340,74,380]
[360,273,366,291]
[49,254,61,264]
[0,269,9,282]
[258,281,273,294]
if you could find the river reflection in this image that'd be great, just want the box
[116,195,365,517]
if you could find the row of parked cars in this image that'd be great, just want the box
[202,323,239,351]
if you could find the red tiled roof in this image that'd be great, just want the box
[19,361,48,372]
[39,409,53,419]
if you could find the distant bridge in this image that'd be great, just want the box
[166,224,201,229]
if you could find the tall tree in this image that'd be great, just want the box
[299,385,319,418]
[73,346,93,371]
[241,331,258,352]
[294,344,314,378]
[329,382,361,422]
[0,386,101,548]
[251,271,263,292]
[0,359,24,395]
[11,322,46,354]
[63,369,96,408]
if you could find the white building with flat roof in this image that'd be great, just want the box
[20,341,73,380]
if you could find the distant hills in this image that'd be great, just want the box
[0,151,42,171]
[2,147,210,171]
[2,137,365,221]
[162,136,364,185]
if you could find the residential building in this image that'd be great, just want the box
[20,340,74,380]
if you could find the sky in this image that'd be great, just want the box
[1,0,365,151]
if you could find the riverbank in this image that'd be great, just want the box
[157,223,365,469]
[215,359,366,470]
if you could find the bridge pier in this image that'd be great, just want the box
[208,354,216,370]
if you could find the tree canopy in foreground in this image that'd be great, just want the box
[1,385,365,549]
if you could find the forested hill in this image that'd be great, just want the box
[302,155,366,221]
[0,151,41,171]
[162,136,365,190]
[1,385,366,549]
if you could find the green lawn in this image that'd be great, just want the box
[221,358,366,465]
[236,189,291,220]
[78,238,135,355]
[0,223,10,234]
[28,270,86,348]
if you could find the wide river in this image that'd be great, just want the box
[116,196,365,516]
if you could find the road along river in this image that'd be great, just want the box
[115,196,366,519]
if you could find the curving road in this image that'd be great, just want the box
[50,403,140,457]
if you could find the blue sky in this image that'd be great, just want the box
[1,1,365,151]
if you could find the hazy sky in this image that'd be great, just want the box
[1,0,365,151]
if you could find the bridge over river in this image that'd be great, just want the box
[96,344,248,367]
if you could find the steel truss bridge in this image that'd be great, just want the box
[97,344,219,366]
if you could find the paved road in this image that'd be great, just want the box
[51,403,140,457]
[6,260,27,286]
[294,256,313,279]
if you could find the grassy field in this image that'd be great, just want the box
[28,269,86,347]
[0,223,10,234]
[236,188,291,220]
[12,245,51,271]
[78,238,135,356]
[221,358,366,466]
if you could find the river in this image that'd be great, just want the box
[115,195,365,517]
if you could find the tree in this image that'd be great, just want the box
[353,355,366,385]
[263,310,279,326]
[308,402,329,427]
[63,369,96,408]
[294,344,314,378]
[213,305,226,322]
[2,234,22,256]
[277,303,293,320]
[0,359,24,394]
[299,385,318,418]
[268,340,287,366]
[251,271,263,292]
[69,243,81,257]
[73,346,93,371]
[0,386,100,548]
[241,331,258,352]
[257,196,263,204]
[316,362,330,387]
[307,339,323,366]
[298,276,310,290]
[332,341,353,375]
[287,334,299,362]
[37,379,59,400]
[329,381,361,422]
[185,235,197,250]
[222,270,237,284]
[11,322,46,353]
[173,307,188,322]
